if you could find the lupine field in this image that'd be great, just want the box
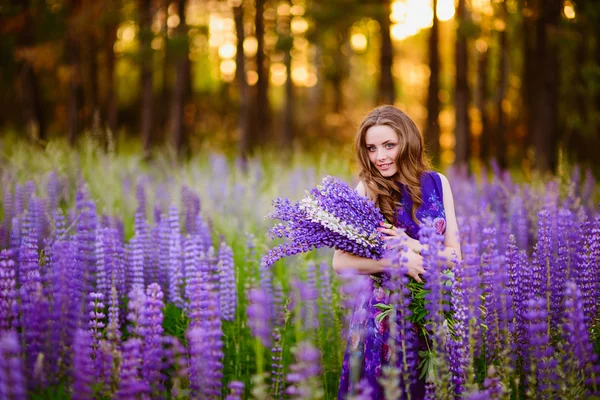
[1,139,600,399]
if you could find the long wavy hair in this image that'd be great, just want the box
[355,105,432,224]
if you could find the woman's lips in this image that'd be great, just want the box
[378,162,393,170]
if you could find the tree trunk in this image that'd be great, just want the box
[477,43,490,162]
[425,0,440,163]
[494,0,508,169]
[281,0,294,151]
[454,0,470,165]
[234,3,251,159]
[13,0,46,142]
[21,64,46,142]
[532,0,561,172]
[377,0,394,105]
[67,0,84,146]
[521,0,535,153]
[254,0,269,148]
[139,0,153,156]
[159,0,170,135]
[169,0,189,157]
[104,5,118,134]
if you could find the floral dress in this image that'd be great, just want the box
[338,171,447,399]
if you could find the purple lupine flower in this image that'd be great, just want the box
[187,248,223,397]
[46,171,59,215]
[3,189,13,248]
[225,381,245,400]
[130,234,145,290]
[0,250,17,331]
[562,281,600,395]
[262,176,386,267]
[524,297,556,396]
[482,227,514,364]
[317,261,333,324]
[0,330,26,400]
[483,365,503,399]
[95,339,114,397]
[187,325,223,399]
[420,222,447,327]
[19,209,40,287]
[10,216,20,266]
[74,187,98,303]
[181,185,201,235]
[508,191,528,250]
[183,234,200,309]
[531,209,552,299]
[107,284,121,342]
[95,228,109,300]
[126,285,146,337]
[551,208,573,326]
[445,256,468,396]
[347,379,374,400]
[582,168,596,212]
[88,292,106,353]
[464,390,491,400]
[286,341,322,399]
[14,183,25,216]
[424,381,436,400]
[247,287,272,347]
[218,241,236,321]
[576,216,597,325]
[167,205,184,307]
[290,266,319,332]
[116,338,150,398]
[376,238,419,399]
[270,328,284,399]
[136,179,147,220]
[589,211,600,319]
[186,245,205,327]
[196,213,213,253]
[141,283,165,395]
[272,278,287,328]
[461,242,484,357]
[46,240,78,378]
[19,280,50,388]
[72,329,95,400]
[506,235,530,356]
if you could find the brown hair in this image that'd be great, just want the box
[355,105,431,224]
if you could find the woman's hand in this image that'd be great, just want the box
[377,221,411,247]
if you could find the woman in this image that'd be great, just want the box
[333,105,461,399]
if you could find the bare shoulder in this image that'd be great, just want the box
[355,180,367,197]
[436,172,450,187]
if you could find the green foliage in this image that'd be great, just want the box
[163,303,190,346]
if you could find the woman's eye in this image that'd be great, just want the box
[386,143,395,149]
[367,147,375,152]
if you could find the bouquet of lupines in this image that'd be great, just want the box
[262,176,457,381]
[261,175,386,267]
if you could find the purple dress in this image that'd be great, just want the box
[338,171,447,399]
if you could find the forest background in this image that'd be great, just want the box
[1,0,600,174]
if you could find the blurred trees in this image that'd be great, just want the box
[0,0,599,172]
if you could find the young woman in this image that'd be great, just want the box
[333,105,461,399]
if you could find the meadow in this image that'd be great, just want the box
[0,138,599,399]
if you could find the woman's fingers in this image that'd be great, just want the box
[378,227,397,236]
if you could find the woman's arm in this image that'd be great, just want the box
[332,248,425,282]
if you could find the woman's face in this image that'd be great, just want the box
[365,124,400,178]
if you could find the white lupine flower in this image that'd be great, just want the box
[299,194,379,248]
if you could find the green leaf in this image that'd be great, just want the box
[374,303,393,312]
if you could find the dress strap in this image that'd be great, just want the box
[429,172,444,200]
